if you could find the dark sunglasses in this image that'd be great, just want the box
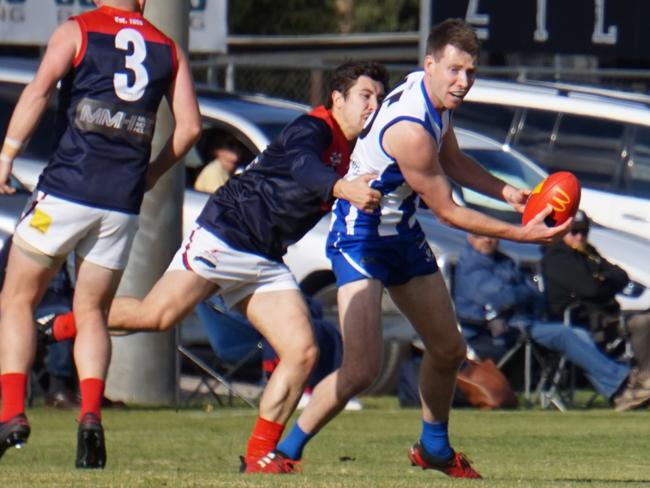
[570,229,588,236]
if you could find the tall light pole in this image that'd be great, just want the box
[105,1,189,405]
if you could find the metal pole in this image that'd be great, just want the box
[419,0,432,63]
[309,69,323,107]
[105,1,189,405]
[225,62,235,92]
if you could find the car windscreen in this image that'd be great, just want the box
[198,92,304,141]
[461,148,545,223]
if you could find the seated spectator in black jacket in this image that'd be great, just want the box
[454,232,650,411]
[542,210,650,391]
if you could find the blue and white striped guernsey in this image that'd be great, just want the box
[330,70,451,238]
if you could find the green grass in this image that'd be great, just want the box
[2,396,649,487]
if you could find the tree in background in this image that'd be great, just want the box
[340,0,418,33]
[229,0,339,35]
[229,0,418,35]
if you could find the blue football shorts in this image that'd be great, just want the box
[326,231,439,287]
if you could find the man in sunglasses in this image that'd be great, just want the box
[542,210,650,410]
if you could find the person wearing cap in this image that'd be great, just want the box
[542,210,650,410]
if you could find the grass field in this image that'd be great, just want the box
[2,396,649,487]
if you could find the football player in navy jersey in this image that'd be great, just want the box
[36,61,388,473]
[275,20,572,478]
[0,0,201,468]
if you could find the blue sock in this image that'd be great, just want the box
[420,419,453,460]
[276,422,314,461]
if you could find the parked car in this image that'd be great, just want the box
[454,78,650,241]
[283,128,650,339]
[2,58,649,335]
[0,56,308,238]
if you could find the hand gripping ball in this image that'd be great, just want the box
[522,172,581,226]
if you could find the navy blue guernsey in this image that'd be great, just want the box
[197,105,351,262]
[37,6,178,214]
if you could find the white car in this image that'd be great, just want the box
[282,128,650,340]
[455,78,650,241]
[2,58,649,325]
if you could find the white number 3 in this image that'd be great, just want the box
[113,28,149,102]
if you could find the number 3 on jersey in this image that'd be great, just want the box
[113,28,149,102]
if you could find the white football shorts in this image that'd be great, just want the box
[14,190,139,270]
[167,225,299,308]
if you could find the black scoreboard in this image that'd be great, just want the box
[431,0,650,59]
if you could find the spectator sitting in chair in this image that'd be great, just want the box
[453,232,650,411]
[542,210,650,396]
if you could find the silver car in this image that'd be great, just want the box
[1,57,649,325]
[283,129,650,340]
[456,78,650,241]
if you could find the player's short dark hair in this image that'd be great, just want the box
[325,61,389,109]
[426,18,480,59]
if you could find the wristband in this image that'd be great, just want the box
[1,137,22,162]
[3,137,22,149]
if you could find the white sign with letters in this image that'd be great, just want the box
[0,0,227,53]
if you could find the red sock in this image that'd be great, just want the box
[52,312,77,342]
[79,378,104,421]
[245,417,285,464]
[0,373,27,422]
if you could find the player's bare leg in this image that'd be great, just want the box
[237,289,318,471]
[389,272,481,479]
[295,279,384,434]
[388,273,466,423]
[71,257,123,381]
[0,245,61,458]
[72,267,217,469]
[0,246,59,374]
[105,270,219,332]
[71,257,125,469]
[241,289,318,424]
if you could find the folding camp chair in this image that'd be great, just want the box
[178,300,263,407]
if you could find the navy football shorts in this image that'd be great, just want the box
[326,231,439,287]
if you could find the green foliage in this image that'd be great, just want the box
[229,0,339,35]
[229,0,419,35]
[350,0,419,33]
[2,400,650,487]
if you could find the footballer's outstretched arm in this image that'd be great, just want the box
[438,126,529,212]
[382,120,570,244]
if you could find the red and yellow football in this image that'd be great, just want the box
[522,172,581,226]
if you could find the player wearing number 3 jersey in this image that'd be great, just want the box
[0,0,201,468]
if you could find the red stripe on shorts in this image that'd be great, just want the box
[17,192,47,225]
[181,228,198,271]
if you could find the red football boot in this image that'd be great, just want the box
[244,450,302,474]
[408,442,482,479]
